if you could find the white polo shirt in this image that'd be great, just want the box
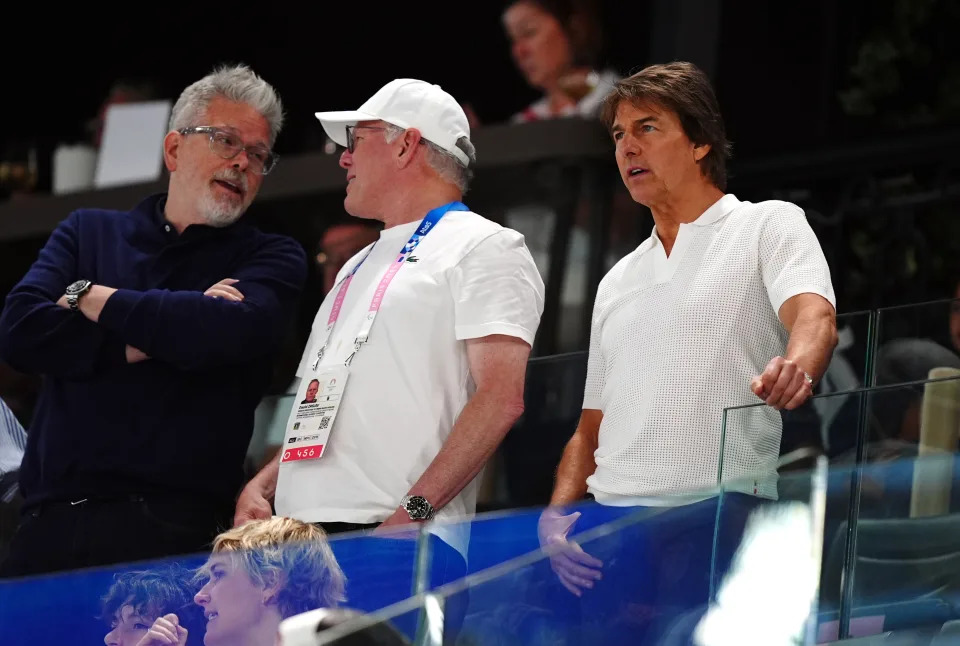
[583,194,835,502]
[276,210,544,534]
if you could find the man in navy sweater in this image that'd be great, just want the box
[0,64,306,577]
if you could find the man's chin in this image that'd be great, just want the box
[203,209,244,228]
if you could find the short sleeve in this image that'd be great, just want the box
[759,203,836,315]
[582,294,606,411]
[450,230,545,346]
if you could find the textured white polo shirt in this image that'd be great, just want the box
[276,210,544,542]
[583,194,835,501]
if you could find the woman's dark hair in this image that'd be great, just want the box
[507,0,604,67]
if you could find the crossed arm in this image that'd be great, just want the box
[0,215,306,376]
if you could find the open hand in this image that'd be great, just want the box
[538,507,603,596]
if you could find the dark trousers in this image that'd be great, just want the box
[0,495,233,579]
[533,494,761,646]
[316,521,379,535]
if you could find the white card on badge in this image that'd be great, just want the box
[280,366,350,463]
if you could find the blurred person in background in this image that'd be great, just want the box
[0,397,26,563]
[315,218,381,296]
[139,517,345,646]
[503,0,619,123]
[101,565,205,646]
[0,63,306,578]
[495,0,632,352]
[0,397,26,501]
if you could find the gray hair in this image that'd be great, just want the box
[169,63,284,146]
[383,125,474,193]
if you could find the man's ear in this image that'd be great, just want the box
[693,142,712,162]
[163,131,181,173]
[261,571,284,607]
[396,128,423,169]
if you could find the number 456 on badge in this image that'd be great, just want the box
[282,444,324,463]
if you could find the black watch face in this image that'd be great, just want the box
[407,497,431,519]
[66,280,89,295]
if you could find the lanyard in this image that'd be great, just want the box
[312,201,468,370]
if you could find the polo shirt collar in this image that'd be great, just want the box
[644,193,741,252]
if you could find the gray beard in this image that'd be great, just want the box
[199,190,245,227]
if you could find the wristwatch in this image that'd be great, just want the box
[400,495,436,521]
[65,279,93,311]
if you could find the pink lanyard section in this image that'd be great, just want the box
[311,201,468,369]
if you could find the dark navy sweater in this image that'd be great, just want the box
[0,194,307,507]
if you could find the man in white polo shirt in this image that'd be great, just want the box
[235,80,544,549]
[539,62,837,642]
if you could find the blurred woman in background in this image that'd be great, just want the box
[503,0,619,122]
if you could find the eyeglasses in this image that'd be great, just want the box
[178,126,278,175]
[344,125,389,154]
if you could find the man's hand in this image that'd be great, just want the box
[136,614,187,646]
[538,507,603,597]
[204,278,245,302]
[373,509,423,539]
[378,508,415,529]
[233,481,272,527]
[751,356,813,410]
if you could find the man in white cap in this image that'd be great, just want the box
[235,80,544,547]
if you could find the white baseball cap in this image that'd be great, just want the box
[315,78,473,167]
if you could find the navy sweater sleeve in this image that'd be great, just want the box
[97,235,307,371]
[0,212,125,378]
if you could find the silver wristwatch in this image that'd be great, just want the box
[65,279,93,311]
[400,495,435,521]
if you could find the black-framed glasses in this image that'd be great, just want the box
[345,125,388,154]
[178,126,278,175]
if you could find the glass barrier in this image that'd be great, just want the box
[722,375,960,641]
[843,373,960,642]
[0,519,427,646]
[720,386,865,636]
[834,309,875,385]
[0,503,648,645]
[814,310,874,457]
[872,298,960,387]
[289,466,828,646]
[5,458,954,644]
[0,473,828,646]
